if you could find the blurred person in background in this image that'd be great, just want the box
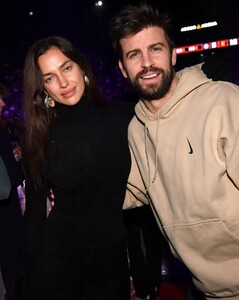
[0,82,24,300]
[0,272,5,300]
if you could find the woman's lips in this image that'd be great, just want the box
[61,87,76,98]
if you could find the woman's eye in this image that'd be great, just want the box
[64,65,72,72]
[45,76,53,83]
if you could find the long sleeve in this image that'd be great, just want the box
[0,127,24,188]
[15,173,48,299]
[124,146,149,209]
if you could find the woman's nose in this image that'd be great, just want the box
[58,76,69,88]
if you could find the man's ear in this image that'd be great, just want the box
[118,60,128,78]
[172,48,177,66]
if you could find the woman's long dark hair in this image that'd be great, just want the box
[22,36,106,187]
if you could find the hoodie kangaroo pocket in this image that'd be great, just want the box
[164,219,239,297]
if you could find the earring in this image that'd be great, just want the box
[84,75,90,86]
[44,94,55,108]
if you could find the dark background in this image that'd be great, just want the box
[0,0,238,142]
[0,0,238,113]
[1,0,238,68]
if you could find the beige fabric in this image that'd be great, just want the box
[125,64,239,299]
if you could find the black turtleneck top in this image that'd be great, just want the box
[23,96,135,249]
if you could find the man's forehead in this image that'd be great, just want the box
[121,27,165,47]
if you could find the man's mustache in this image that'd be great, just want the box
[136,66,163,80]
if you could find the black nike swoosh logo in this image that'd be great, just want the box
[187,138,193,154]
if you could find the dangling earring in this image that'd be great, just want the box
[84,75,90,86]
[44,94,55,108]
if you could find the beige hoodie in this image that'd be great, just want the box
[125,64,239,299]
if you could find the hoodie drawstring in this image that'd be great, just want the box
[144,113,159,193]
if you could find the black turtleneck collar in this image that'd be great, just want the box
[55,94,93,118]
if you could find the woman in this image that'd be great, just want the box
[15,36,135,300]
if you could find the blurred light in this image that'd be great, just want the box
[176,37,239,55]
[29,11,33,16]
[95,1,103,6]
[181,21,217,32]
[201,21,217,29]
[230,38,238,46]
[211,42,217,48]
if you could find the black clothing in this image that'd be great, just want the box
[0,127,24,300]
[32,238,129,300]
[16,96,135,299]
[123,206,162,299]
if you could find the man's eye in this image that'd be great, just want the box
[152,47,161,52]
[129,52,138,59]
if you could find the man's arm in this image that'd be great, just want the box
[124,146,149,209]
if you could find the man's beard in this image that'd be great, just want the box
[129,65,174,101]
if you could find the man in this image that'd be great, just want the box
[109,3,239,300]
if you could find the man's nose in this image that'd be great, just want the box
[141,53,154,68]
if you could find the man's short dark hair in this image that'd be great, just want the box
[109,3,175,60]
